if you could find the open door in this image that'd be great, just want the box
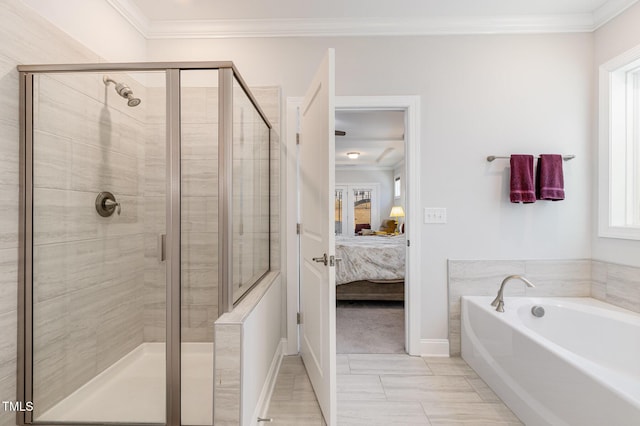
[299,49,337,425]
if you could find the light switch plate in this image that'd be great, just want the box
[424,208,447,224]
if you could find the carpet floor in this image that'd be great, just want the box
[336,301,405,354]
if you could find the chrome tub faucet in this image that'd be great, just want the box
[490,275,535,312]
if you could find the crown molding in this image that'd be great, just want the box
[144,15,596,39]
[105,0,150,36]
[592,0,639,29]
[105,0,640,39]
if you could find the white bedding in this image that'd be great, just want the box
[335,234,406,285]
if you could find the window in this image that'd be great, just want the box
[335,189,343,235]
[353,189,372,231]
[599,45,640,239]
[394,177,401,198]
[335,184,379,235]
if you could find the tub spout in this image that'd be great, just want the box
[490,275,535,312]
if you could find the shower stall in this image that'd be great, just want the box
[17,63,273,425]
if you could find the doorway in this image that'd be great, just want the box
[285,95,421,356]
[334,109,407,354]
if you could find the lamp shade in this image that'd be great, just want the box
[389,206,405,218]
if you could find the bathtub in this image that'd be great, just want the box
[461,296,640,426]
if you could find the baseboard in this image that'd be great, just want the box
[419,338,450,357]
[251,338,286,425]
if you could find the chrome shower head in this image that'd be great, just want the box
[103,75,141,107]
[127,97,141,107]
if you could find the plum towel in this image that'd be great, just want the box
[510,155,536,203]
[536,154,565,200]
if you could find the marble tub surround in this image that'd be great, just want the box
[592,260,640,314]
[448,259,592,356]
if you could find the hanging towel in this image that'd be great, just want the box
[510,155,536,203]
[536,154,565,200]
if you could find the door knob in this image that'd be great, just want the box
[312,253,328,266]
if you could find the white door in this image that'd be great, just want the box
[299,49,337,425]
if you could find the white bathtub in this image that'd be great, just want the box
[461,296,640,426]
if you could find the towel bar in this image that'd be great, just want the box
[487,154,575,162]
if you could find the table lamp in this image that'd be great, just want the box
[389,206,405,234]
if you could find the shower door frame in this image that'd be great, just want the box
[17,62,272,426]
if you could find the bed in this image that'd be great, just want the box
[335,234,405,301]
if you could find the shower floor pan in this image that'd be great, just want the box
[36,342,213,425]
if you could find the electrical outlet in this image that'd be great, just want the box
[424,208,447,224]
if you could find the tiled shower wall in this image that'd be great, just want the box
[448,259,640,356]
[31,72,148,414]
[0,0,142,426]
[143,84,280,342]
[0,1,115,423]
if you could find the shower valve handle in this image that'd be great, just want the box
[104,199,121,215]
[95,192,121,217]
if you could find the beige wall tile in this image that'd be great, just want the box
[213,324,241,424]
[0,119,19,187]
[0,249,17,316]
[0,311,16,382]
[0,184,18,250]
[605,262,640,313]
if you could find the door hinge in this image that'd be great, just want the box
[296,133,300,145]
[296,223,301,234]
[407,239,410,247]
[296,312,302,324]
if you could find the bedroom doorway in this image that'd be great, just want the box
[284,95,421,356]
[334,109,407,354]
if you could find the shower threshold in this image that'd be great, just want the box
[36,342,213,425]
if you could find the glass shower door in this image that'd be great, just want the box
[29,70,167,423]
[179,69,218,426]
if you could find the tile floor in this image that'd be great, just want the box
[266,354,523,425]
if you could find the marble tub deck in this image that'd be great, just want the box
[266,354,522,425]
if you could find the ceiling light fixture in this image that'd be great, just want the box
[347,152,360,159]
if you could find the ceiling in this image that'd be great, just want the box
[109,0,639,37]
[129,0,614,21]
[335,111,405,169]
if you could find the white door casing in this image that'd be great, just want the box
[298,49,337,425]
[285,95,425,359]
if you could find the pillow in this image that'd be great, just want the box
[379,219,396,234]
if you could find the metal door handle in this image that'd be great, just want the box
[312,254,328,266]
[158,234,166,262]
